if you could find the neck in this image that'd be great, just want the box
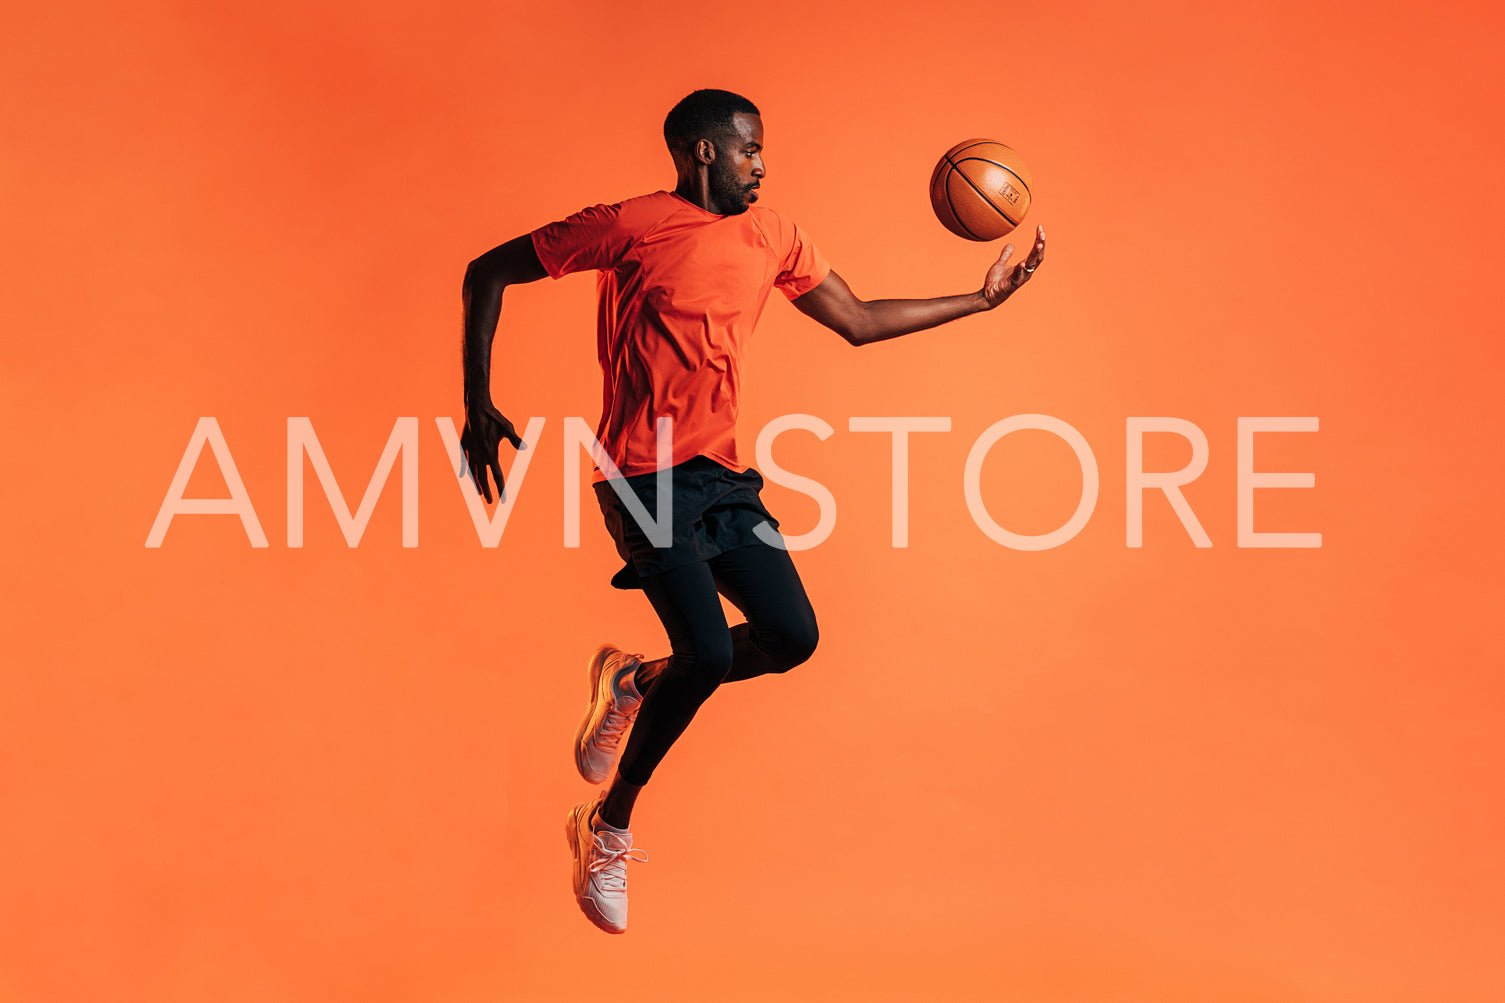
[674,172,722,214]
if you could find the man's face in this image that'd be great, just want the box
[707,112,765,215]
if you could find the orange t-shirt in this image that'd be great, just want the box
[531,190,830,481]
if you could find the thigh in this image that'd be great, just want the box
[640,559,733,661]
[709,543,816,630]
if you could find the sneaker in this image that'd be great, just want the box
[565,794,648,934]
[573,645,644,784]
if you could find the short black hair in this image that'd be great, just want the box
[663,89,760,161]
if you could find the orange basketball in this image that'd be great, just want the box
[929,139,1033,241]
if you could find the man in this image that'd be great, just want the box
[460,89,1045,934]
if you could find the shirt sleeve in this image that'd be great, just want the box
[773,219,831,301]
[530,201,636,279]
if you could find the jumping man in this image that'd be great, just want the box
[460,89,1045,933]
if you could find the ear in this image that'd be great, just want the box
[695,137,716,165]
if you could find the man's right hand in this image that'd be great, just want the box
[460,402,527,503]
[459,235,548,503]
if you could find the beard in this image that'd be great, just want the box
[708,161,756,215]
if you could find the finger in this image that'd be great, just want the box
[491,456,509,503]
[468,456,492,504]
[998,242,1015,264]
[490,456,507,498]
[495,416,526,451]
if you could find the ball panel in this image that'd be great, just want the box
[931,182,967,239]
[953,158,1027,227]
[929,161,972,240]
[947,166,1012,240]
[944,177,988,240]
[946,141,1034,190]
[954,157,1031,222]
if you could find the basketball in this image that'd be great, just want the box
[929,139,1033,241]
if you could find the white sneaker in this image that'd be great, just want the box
[565,794,648,934]
[573,645,644,784]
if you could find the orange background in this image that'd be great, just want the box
[5,1,1504,1000]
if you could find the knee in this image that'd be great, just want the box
[670,632,736,696]
[767,610,819,673]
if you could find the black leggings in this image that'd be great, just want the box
[615,543,819,786]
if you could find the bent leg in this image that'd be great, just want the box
[712,543,820,682]
[612,544,818,790]
[614,560,734,787]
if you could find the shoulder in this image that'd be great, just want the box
[746,204,804,248]
[748,204,798,229]
[539,192,678,231]
[614,191,686,229]
[751,205,830,293]
[532,192,683,276]
[747,204,820,257]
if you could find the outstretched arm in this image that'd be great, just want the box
[792,225,1045,346]
[461,234,549,502]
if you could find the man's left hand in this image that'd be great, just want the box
[981,224,1046,308]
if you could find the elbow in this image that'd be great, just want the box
[821,299,871,347]
[467,234,544,291]
[464,254,495,281]
[840,311,874,347]
[463,256,505,296]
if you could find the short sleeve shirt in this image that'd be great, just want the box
[531,191,830,481]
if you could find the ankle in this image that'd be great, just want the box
[595,804,630,832]
[599,774,643,830]
[633,658,665,694]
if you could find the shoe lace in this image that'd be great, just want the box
[599,705,632,745]
[589,833,649,893]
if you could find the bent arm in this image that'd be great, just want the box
[460,233,548,502]
[792,225,1045,347]
[462,234,549,411]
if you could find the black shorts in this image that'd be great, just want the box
[593,456,784,590]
